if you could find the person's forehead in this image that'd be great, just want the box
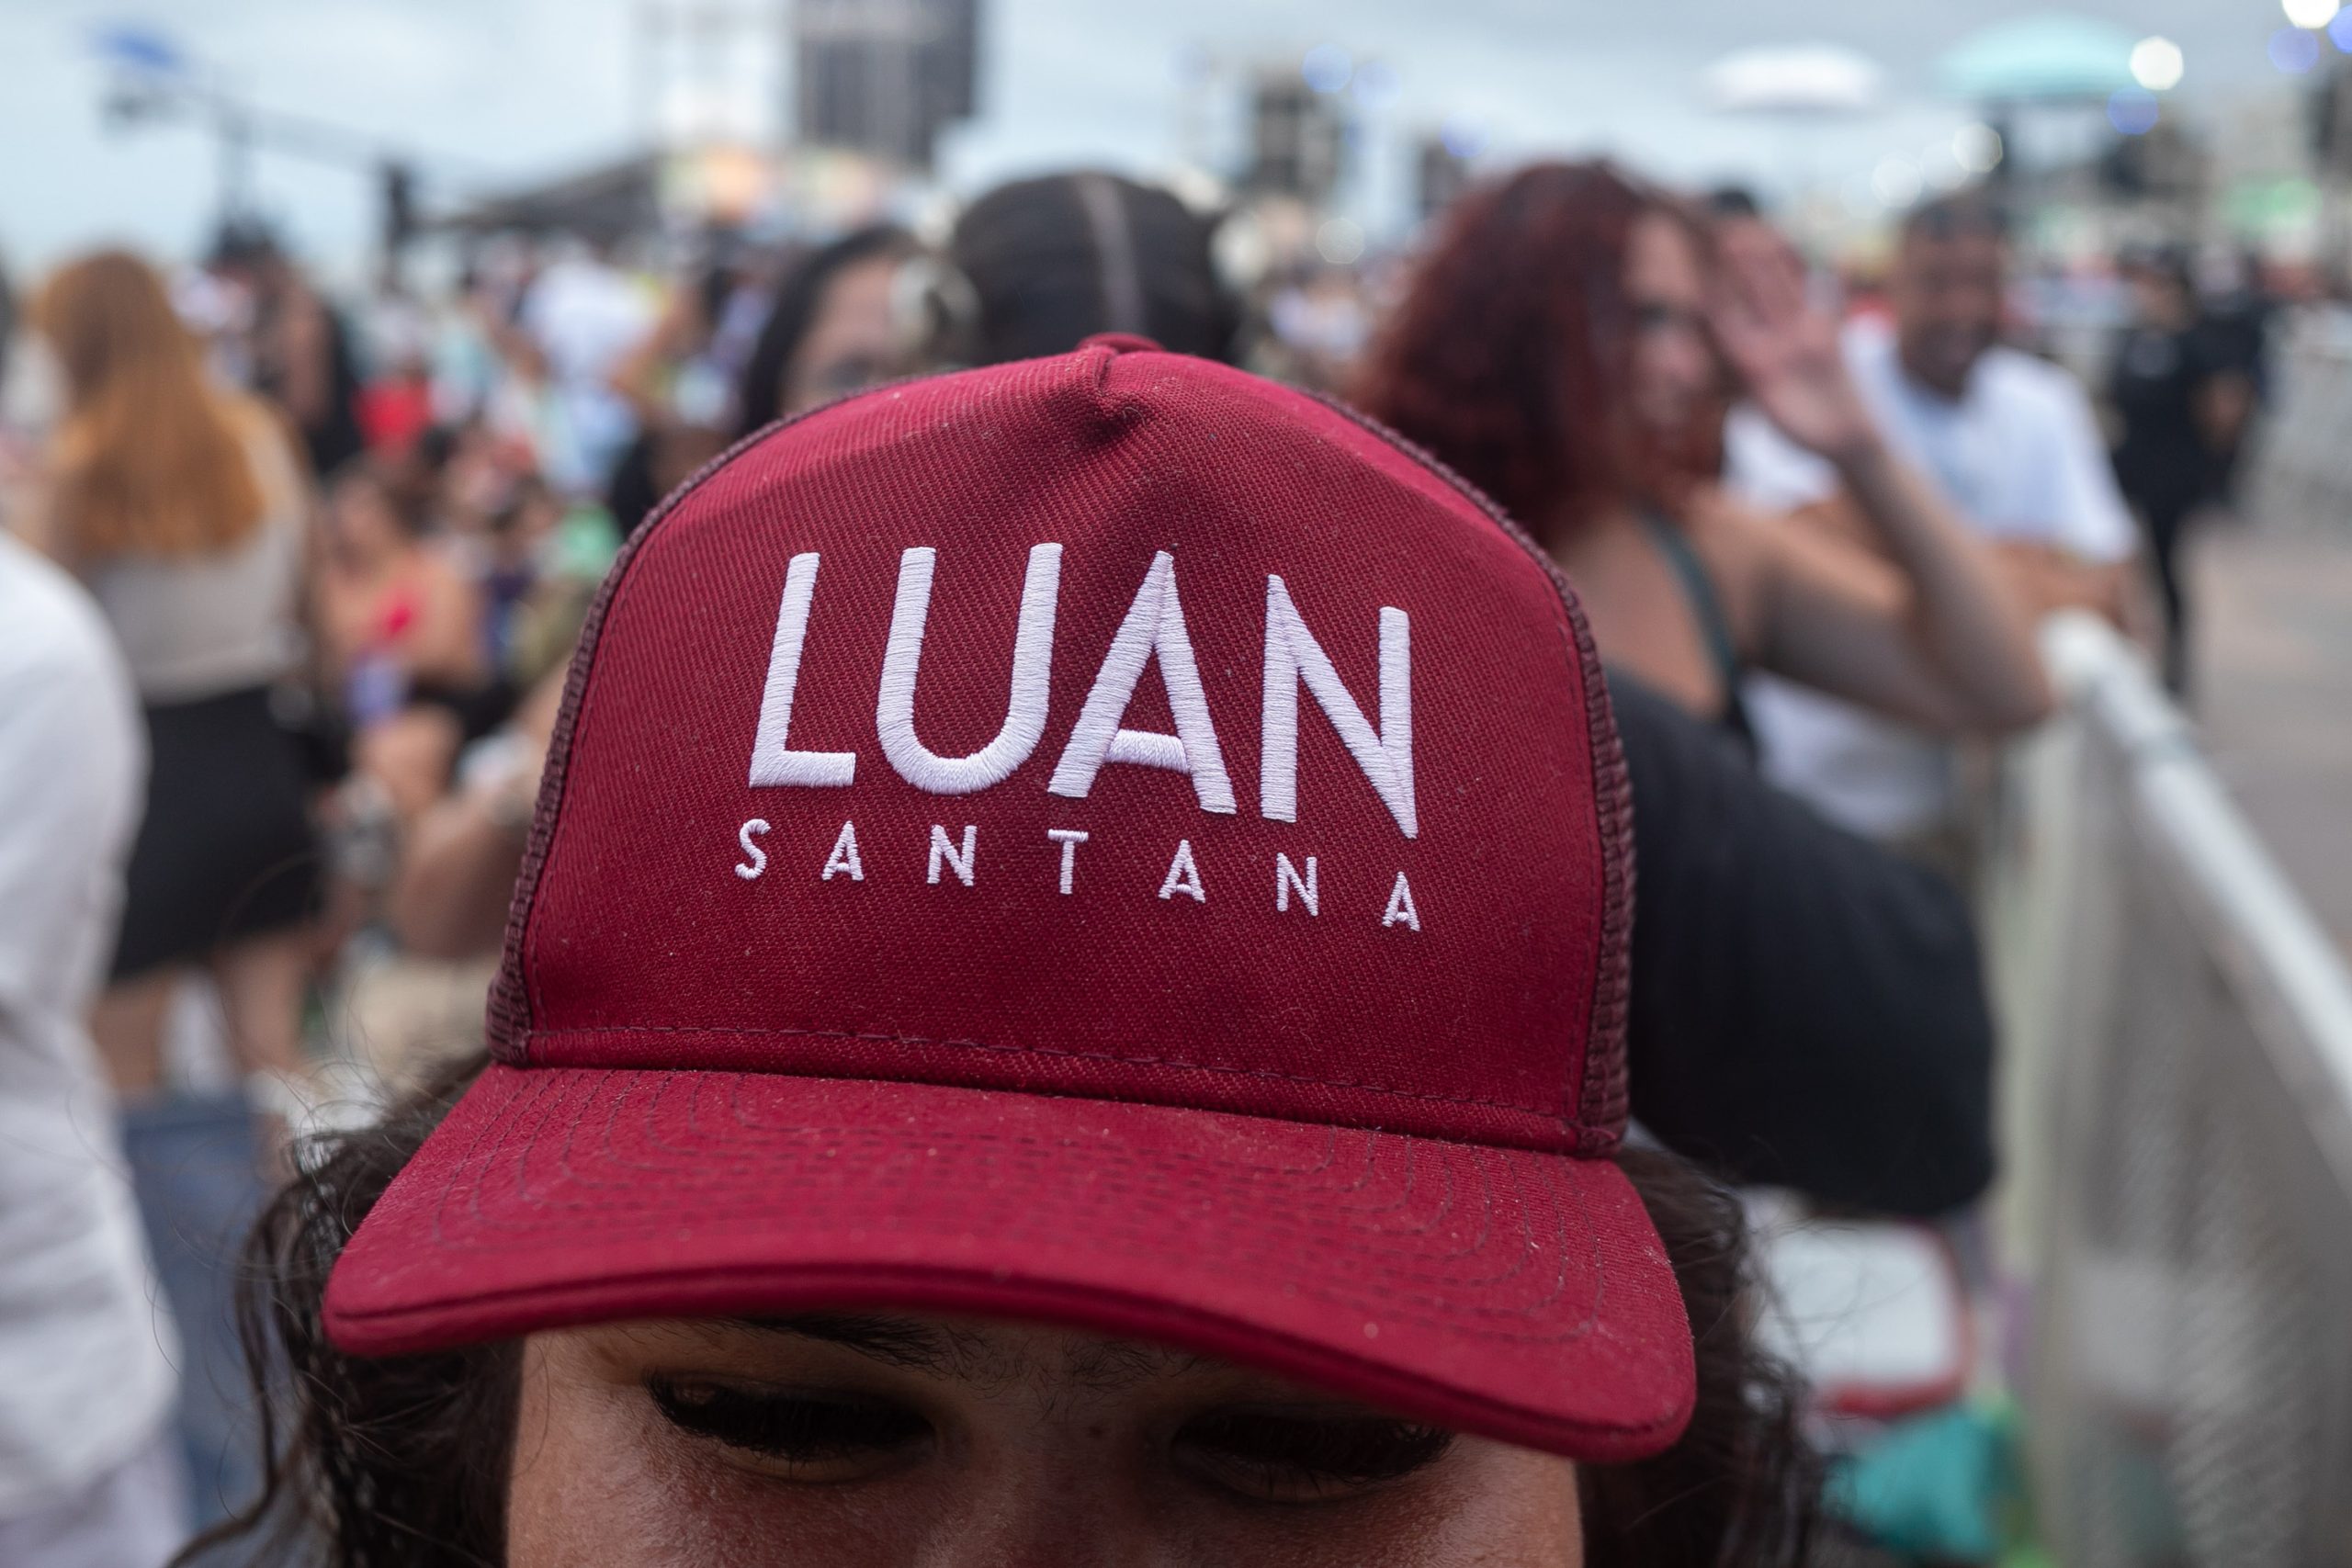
[817,252,902,312]
[1627,212,1702,285]
[1899,230,2006,276]
[796,258,904,364]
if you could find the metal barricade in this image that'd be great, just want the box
[1985,614,2352,1567]
[2245,319,2352,538]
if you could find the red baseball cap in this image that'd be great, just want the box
[324,337,1692,1461]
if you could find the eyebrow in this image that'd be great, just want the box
[733,1314,967,1373]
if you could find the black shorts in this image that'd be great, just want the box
[110,685,322,981]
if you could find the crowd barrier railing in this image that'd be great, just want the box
[1983,612,2352,1567]
[2245,318,2352,538]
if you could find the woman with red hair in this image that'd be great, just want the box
[29,250,320,1092]
[1353,163,2047,743]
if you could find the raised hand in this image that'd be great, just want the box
[1709,222,1881,468]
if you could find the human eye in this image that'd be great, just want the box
[646,1376,932,1481]
[1170,1405,1454,1505]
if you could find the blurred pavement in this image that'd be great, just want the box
[2197,516,2352,958]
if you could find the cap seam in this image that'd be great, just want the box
[434,1119,1594,1326]
[487,377,940,1060]
[516,1021,1609,1140]
[326,1265,1688,1447]
[440,1069,1594,1303]
[1300,390,1634,1148]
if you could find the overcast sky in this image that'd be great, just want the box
[0,0,2311,276]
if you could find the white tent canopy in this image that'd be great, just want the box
[1703,43,1884,115]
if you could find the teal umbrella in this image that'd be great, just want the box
[1938,12,2140,101]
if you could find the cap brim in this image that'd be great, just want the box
[324,1065,1692,1462]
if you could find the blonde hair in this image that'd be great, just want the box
[37,249,267,560]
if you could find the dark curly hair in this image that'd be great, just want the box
[950,171,1239,367]
[183,1053,1815,1566]
[1351,161,1711,546]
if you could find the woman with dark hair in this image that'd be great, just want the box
[313,458,487,736]
[951,170,1238,366]
[603,255,763,535]
[731,225,923,438]
[191,338,1814,1566]
[1353,162,2048,745]
[206,223,368,482]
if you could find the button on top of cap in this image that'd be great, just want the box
[1080,332,1162,355]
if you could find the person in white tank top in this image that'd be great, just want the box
[85,404,308,704]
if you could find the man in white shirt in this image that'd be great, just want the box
[517,243,656,496]
[0,533,186,1567]
[1727,194,2137,842]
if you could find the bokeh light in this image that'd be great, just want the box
[2330,8,2352,50]
[1440,115,1489,159]
[1920,141,1968,192]
[2283,0,2339,28]
[1301,43,1351,94]
[1871,155,1921,208]
[2107,87,2159,135]
[1953,122,2003,174]
[2129,36,2184,91]
[1351,59,1399,108]
[2272,26,2324,72]
[1314,217,1365,265]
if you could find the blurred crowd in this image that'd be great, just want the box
[0,155,2283,1566]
